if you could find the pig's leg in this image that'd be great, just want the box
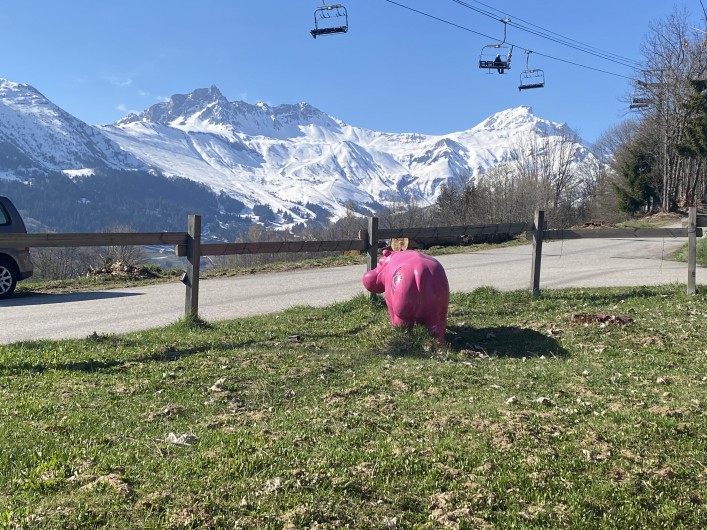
[389,312,405,327]
[425,315,447,343]
[389,312,414,330]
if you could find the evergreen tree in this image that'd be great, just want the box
[678,79,707,160]
[613,134,659,213]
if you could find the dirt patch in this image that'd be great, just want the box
[87,262,160,280]
[78,473,131,497]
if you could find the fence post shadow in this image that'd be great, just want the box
[688,206,697,295]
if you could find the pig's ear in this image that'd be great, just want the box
[382,249,391,257]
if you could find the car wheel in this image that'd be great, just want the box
[0,258,18,299]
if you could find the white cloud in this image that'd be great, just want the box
[105,75,133,88]
[116,103,140,115]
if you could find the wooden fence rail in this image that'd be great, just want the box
[539,228,693,239]
[183,239,368,257]
[0,209,703,320]
[0,232,188,248]
[376,222,534,241]
[528,207,703,296]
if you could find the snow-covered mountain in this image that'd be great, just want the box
[0,78,599,225]
[0,79,146,178]
[99,86,599,223]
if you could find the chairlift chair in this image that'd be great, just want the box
[518,51,545,90]
[310,3,348,38]
[479,45,513,73]
[478,18,513,74]
[518,69,545,90]
[631,75,661,109]
[629,97,652,109]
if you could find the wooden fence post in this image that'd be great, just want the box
[367,217,379,301]
[688,206,697,295]
[530,210,544,297]
[184,214,202,318]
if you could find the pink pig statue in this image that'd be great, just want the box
[362,249,450,343]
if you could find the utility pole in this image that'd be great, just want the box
[633,71,668,212]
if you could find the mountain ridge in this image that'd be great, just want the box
[0,78,600,227]
[0,79,147,176]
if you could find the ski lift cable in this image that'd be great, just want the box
[507,22,638,69]
[383,0,634,80]
[449,0,499,21]
[450,0,639,65]
[449,0,640,67]
[383,0,500,42]
[531,49,632,80]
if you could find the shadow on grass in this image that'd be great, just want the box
[0,334,257,376]
[0,346,202,375]
[447,324,568,359]
[374,321,567,360]
[370,288,569,360]
[541,285,681,305]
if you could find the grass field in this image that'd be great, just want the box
[670,236,707,268]
[1,284,705,529]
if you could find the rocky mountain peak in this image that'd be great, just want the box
[118,85,229,126]
[473,105,538,130]
[116,87,340,136]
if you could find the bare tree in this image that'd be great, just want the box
[592,119,640,164]
[475,163,530,223]
[501,125,597,226]
[379,197,433,229]
[430,173,482,226]
[31,247,102,280]
[98,223,148,266]
[628,8,707,209]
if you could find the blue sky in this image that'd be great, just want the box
[0,1,699,143]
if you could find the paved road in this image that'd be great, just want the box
[0,236,699,344]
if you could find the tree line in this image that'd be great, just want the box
[610,8,707,213]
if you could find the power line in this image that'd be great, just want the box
[700,0,707,23]
[382,0,634,80]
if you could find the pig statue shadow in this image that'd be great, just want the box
[446,324,568,359]
[362,249,449,343]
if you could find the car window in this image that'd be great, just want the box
[0,204,9,226]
